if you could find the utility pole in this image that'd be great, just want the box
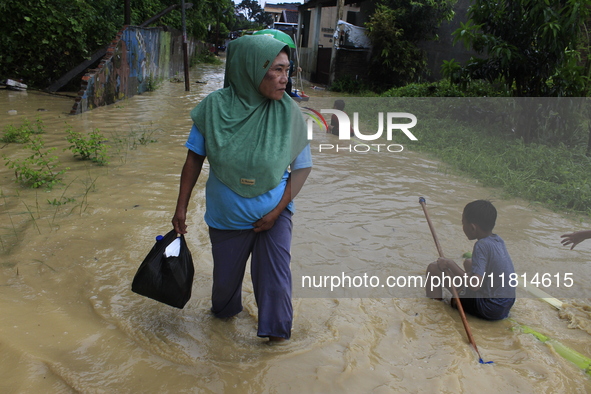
[181,0,190,91]
[328,0,345,86]
[215,3,221,56]
[124,0,131,25]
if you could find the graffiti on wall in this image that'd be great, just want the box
[71,26,198,115]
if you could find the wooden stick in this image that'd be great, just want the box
[419,197,487,363]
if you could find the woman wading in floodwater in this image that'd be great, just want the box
[172,35,312,342]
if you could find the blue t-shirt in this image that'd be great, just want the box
[467,234,516,319]
[186,124,312,230]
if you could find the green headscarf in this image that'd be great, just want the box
[190,35,308,198]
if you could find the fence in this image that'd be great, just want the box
[71,26,203,115]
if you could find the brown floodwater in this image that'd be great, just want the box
[1,62,590,393]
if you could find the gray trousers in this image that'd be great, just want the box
[208,209,293,339]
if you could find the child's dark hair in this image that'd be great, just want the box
[463,200,497,232]
[334,99,345,111]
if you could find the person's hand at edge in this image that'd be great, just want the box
[561,230,591,250]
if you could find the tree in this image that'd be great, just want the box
[0,0,120,88]
[235,0,271,27]
[254,10,273,27]
[0,0,232,88]
[453,0,591,97]
[207,0,235,53]
[235,0,263,21]
[365,0,456,90]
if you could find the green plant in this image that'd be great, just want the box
[365,0,455,90]
[48,178,76,227]
[441,58,462,84]
[106,123,161,164]
[144,75,161,92]
[136,129,159,146]
[66,127,109,165]
[236,0,270,25]
[381,80,508,97]
[78,175,99,215]
[48,196,76,206]
[0,188,19,250]
[452,0,590,97]
[191,50,222,66]
[1,124,30,144]
[4,135,67,189]
[0,118,44,143]
[22,200,41,234]
[128,124,161,150]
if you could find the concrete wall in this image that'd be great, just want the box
[314,5,361,48]
[71,26,203,115]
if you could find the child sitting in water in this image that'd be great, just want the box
[425,200,516,320]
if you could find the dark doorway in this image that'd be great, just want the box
[315,47,331,84]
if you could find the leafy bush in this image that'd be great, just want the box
[66,127,109,165]
[381,80,508,97]
[4,135,67,189]
[144,76,161,92]
[452,0,590,97]
[364,0,455,90]
[0,1,120,88]
[441,59,462,83]
[0,118,45,143]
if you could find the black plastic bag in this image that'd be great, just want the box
[131,229,194,309]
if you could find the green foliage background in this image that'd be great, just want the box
[365,0,456,91]
[0,0,234,88]
[452,0,591,97]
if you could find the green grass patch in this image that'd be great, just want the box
[412,117,591,214]
[329,75,378,96]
